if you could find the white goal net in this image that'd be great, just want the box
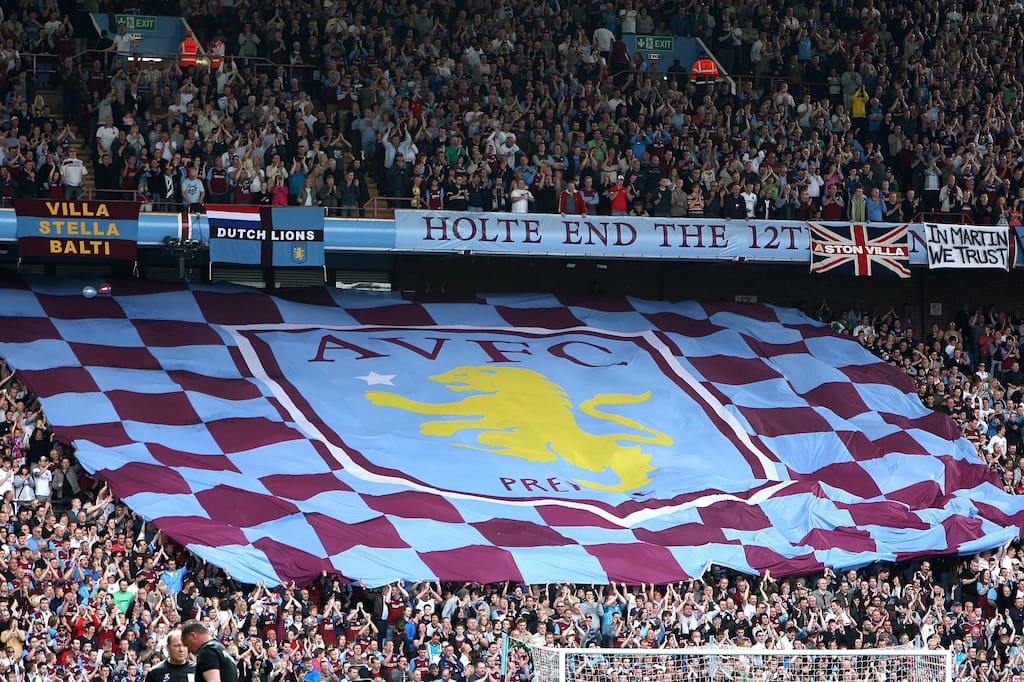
[531,646,953,682]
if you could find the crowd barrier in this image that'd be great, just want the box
[1,206,1020,268]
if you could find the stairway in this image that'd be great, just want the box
[38,88,95,193]
[76,139,96,193]
[345,151,391,219]
[365,175,392,219]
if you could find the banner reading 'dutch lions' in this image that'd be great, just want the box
[15,199,140,260]
[206,205,325,267]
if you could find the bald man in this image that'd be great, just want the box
[181,620,237,682]
[145,630,195,682]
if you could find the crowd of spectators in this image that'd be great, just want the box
[2,0,1024,677]
[0,299,1023,682]
[0,0,1018,223]
[818,302,1024,505]
[11,0,1008,223]
[0,0,80,205]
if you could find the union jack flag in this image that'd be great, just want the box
[809,222,911,277]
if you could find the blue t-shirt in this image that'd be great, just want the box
[866,197,885,222]
[161,567,186,595]
[288,172,306,196]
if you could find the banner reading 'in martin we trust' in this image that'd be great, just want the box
[206,205,325,267]
[14,199,141,260]
[925,223,1011,270]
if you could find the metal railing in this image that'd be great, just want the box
[117,199,374,219]
[58,46,319,78]
[322,206,370,219]
[80,188,148,202]
[728,74,833,99]
[912,210,976,225]
[25,52,61,82]
[362,196,409,219]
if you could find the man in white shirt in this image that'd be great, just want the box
[740,182,758,218]
[989,425,1008,456]
[153,131,177,162]
[95,116,119,156]
[509,178,533,213]
[592,25,614,58]
[620,3,637,33]
[497,134,520,165]
[772,83,795,110]
[531,622,549,649]
[853,315,875,338]
[111,23,133,72]
[32,457,52,502]
[675,603,701,635]
[486,121,513,151]
[61,149,87,200]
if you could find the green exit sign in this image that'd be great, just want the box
[636,35,673,51]
[114,14,157,31]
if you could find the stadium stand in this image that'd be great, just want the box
[16,0,1018,223]
[0,0,1020,677]
[0,299,1021,681]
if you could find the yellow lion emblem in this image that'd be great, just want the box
[365,365,672,493]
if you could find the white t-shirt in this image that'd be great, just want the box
[806,173,823,198]
[33,468,51,497]
[0,468,12,497]
[113,33,133,56]
[593,27,614,52]
[741,191,757,217]
[510,188,533,213]
[61,158,87,186]
[95,125,119,154]
[155,138,176,161]
[620,9,637,33]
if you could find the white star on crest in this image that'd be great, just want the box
[356,371,396,386]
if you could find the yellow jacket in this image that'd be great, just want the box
[851,89,869,118]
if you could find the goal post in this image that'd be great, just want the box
[531,646,953,682]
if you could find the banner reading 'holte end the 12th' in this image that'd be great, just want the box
[14,199,141,260]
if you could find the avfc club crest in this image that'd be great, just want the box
[290,244,307,264]
[231,325,784,514]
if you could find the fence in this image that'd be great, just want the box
[361,196,414,219]
[912,211,976,225]
[81,188,147,201]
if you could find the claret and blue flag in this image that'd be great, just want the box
[2,277,1022,585]
[14,199,141,260]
